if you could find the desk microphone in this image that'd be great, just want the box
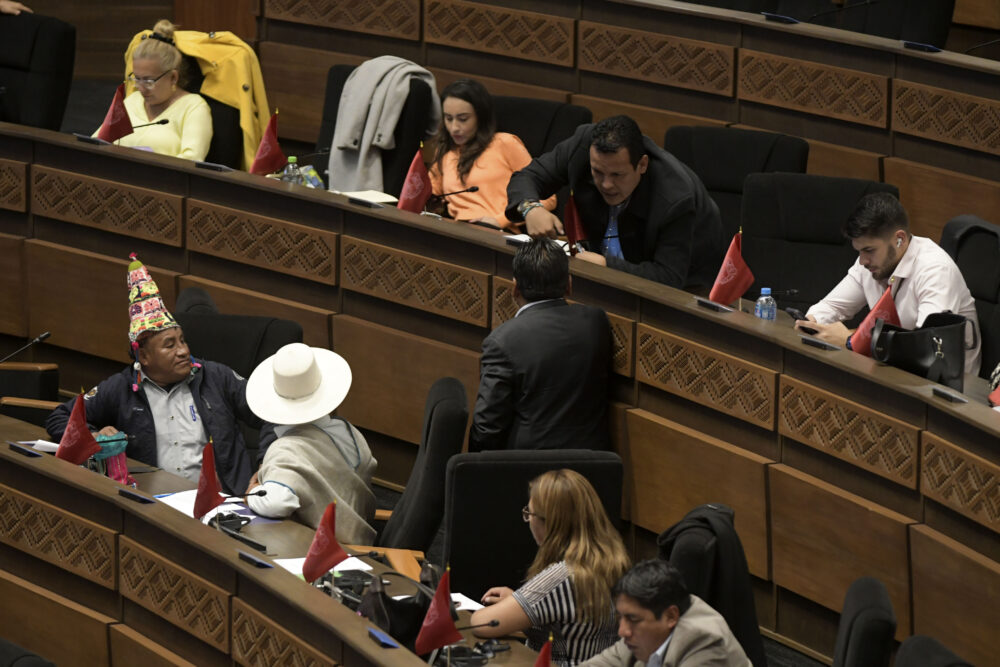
[222,489,267,501]
[438,185,479,197]
[0,331,51,364]
[770,288,799,297]
[455,620,500,631]
[963,37,1000,55]
[132,119,169,129]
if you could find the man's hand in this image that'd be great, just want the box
[0,1,32,15]
[524,207,563,239]
[804,320,851,347]
[575,250,607,266]
[480,586,514,606]
[92,426,120,437]
[245,471,260,494]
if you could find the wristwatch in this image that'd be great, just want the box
[517,200,543,219]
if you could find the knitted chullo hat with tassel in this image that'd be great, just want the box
[126,253,178,348]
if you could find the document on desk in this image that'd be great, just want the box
[17,439,59,453]
[155,489,246,524]
[391,592,483,611]
[273,555,372,579]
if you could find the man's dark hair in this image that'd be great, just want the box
[842,192,909,239]
[613,559,691,618]
[512,239,569,302]
[591,115,645,168]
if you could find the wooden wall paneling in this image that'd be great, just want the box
[624,409,772,578]
[770,465,913,638]
[921,432,999,533]
[954,0,1000,29]
[578,21,735,97]
[883,157,1000,242]
[635,323,777,429]
[730,125,884,181]
[737,50,890,128]
[0,158,27,212]
[264,0,420,41]
[779,376,920,489]
[333,315,479,445]
[24,241,179,364]
[0,233,25,337]
[0,483,117,589]
[430,67,570,102]
[110,624,198,667]
[31,166,184,246]
[910,524,1000,666]
[0,569,115,665]
[186,199,338,285]
[340,236,489,326]
[118,537,230,652]
[893,80,1000,157]
[177,275,334,349]
[424,0,575,67]
[231,598,336,667]
[174,0,259,43]
[258,43,367,144]
[572,95,726,147]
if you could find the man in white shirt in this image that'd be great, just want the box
[798,193,980,376]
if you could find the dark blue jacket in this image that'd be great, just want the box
[45,358,275,495]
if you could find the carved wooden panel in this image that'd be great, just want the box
[341,236,488,326]
[779,376,919,488]
[0,158,27,212]
[635,323,776,428]
[425,0,574,67]
[119,537,229,651]
[490,277,633,377]
[31,166,183,245]
[738,50,889,128]
[232,598,335,667]
[186,199,338,285]
[0,234,25,337]
[578,22,734,97]
[264,0,419,40]
[921,432,999,533]
[893,80,1000,157]
[0,483,116,588]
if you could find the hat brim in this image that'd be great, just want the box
[246,348,352,425]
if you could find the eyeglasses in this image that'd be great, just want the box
[127,71,170,88]
[522,505,544,522]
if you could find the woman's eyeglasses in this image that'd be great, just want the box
[127,71,170,88]
[521,505,544,522]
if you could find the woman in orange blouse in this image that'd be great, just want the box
[429,79,555,229]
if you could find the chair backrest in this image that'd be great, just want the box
[443,449,622,599]
[895,635,973,667]
[772,0,954,47]
[0,363,59,401]
[831,576,896,667]
[940,214,1000,379]
[0,13,75,131]
[664,126,809,240]
[0,637,55,667]
[377,377,469,551]
[181,54,242,169]
[740,173,899,312]
[493,96,593,157]
[315,64,433,197]
[174,312,303,380]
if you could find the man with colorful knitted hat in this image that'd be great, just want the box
[46,254,275,494]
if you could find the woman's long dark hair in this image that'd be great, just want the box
[433,79,497,185]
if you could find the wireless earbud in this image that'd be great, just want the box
[896,239,902,248]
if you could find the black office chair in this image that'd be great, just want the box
[831,577,896,667]
[315,64,433,197]
[376,377,468,552]
[0,637,55,667]
[180,54,242,169]
[657,504,767,667]
[664,126,809,240]
[895,635,973,667]
[740,173,899,313]
[940,214,1000,380]
[442,449,622,599]
[772,0,954,48]
[0,12,75,131]
[0,360,60,428]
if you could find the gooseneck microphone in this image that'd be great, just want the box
[132,119,170,129]
[438,185,479,197]
[964,37,1000,55]
[455,620,500,631]
[0,331,51,364]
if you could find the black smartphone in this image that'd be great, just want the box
[785,307,819,335]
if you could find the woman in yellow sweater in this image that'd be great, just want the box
[429,79,554,229]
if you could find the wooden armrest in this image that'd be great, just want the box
[0,362,59,372]
[0,397,61,410]
[344,545,425,581]
[374,508,392,522]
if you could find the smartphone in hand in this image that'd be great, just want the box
[785,307,819,335]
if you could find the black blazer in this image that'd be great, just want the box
[468,299,611,452]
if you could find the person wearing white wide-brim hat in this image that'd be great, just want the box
[245,343,377,543]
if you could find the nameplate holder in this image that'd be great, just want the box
[7,441,42,457]
[73,133,111,145]
[695,297,734,313]
[238,550,273,568]
[195,160,235,172]
[118,488,155,504]
[800,335,840,351]
[931,386,968,403]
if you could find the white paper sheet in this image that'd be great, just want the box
[273,556,372,578]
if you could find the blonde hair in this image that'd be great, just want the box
[133,19,182,74]
[526,469,631,623]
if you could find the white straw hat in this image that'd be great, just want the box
[246,343,352,425]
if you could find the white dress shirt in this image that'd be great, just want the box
[807,236,981,375]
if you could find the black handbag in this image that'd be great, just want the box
[356,565,457,652]
[870,312,974,392]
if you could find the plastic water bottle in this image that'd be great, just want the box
[280,156,303,185]
[754,287,777,321]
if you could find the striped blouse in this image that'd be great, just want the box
[512,561,618,666]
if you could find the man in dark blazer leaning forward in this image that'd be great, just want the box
[468,238,611,451]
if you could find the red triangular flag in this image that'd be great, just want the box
[534,636,553,667]
[397,149,432,213]
[564,194,586,256]
[302,502,349,583]
[851,285,901,356]
[250,112,287,175]
[414,568,462,655]
[709,232,755,305]
[55,393,101,465]
[192,441,225,519]
[96,83,133,143]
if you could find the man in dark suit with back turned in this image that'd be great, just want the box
[468,238,611,451]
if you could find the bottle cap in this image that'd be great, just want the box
[288,156,298,164]
[761,287,771,296]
